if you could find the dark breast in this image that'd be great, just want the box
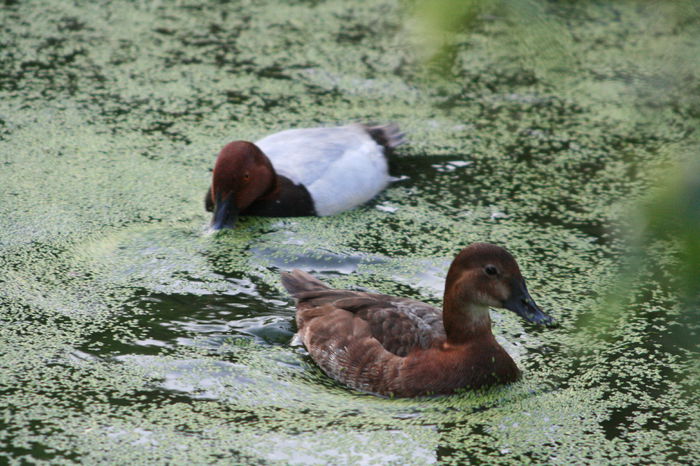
[243,175,316,217]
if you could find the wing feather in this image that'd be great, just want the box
[289,280,444,356]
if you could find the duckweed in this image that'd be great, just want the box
[1,0,698,464]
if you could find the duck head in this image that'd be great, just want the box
[443,243,554,340]
[208,141,277,230]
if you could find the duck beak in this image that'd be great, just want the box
[504,278,555,326]
[211,195,239,230]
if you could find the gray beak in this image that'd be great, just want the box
[211,195,239,230]
[503,278,555,326]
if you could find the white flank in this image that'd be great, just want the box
[256,124,390,216]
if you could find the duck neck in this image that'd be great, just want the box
[258,163,280,200]
[442,280,493,344]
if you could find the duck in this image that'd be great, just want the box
[205,123,404,230]
[281,243,555,397]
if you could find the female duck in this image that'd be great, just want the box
[205,123,404,230]
[282,243,555,397]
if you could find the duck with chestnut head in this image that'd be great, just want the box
[281,243,555,397]
[205,123,404,230]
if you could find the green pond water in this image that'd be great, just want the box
[1,0,699,463]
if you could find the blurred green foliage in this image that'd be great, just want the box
[642,157,700,303]
[410,0,485,68]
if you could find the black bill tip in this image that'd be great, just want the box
[504,279,556,327]
[211,195,238,230]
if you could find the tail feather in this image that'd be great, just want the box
[281,269,330,297]
[363,123,405,151]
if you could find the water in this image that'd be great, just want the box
[1,0,698,463]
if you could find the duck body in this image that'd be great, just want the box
[205,124,404,229]
[287,286,520,397]
[282,243,554,397]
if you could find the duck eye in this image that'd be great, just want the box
[484,265,499,276]
[242,173,250,182]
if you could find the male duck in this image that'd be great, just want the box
[205,123,404,230]
[281,243,555,397]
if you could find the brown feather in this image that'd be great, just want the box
[281,243,550,397]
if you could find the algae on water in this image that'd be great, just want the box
[1,0,698,464]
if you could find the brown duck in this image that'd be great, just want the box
[281,243,555,397]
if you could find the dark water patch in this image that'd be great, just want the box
[56,16,88,32]
[140,120,192,146]
[440,71,542,108]
[391,152,617,247]
[78,280,293,359]
[251,245,371,275]
[3,431,82,463]
[223,89,250,104]
[436,422,500,464]
[523,210,614,246]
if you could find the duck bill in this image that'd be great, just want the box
[504,279,555,326]
[211,196,239,230]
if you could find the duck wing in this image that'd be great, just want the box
[256,125,377,186]
[282,270,445,357]
[257,125,391,216]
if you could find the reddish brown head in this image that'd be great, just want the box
[208,141,277,229]
[443,243,554,342]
